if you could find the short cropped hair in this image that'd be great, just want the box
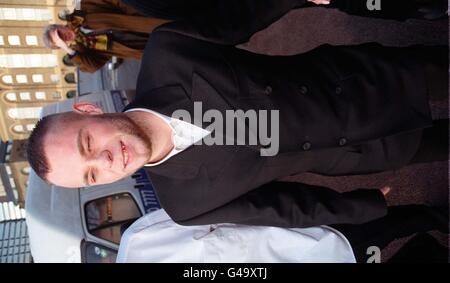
[27,113,69,183]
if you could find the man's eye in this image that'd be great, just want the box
[87,136,91,152]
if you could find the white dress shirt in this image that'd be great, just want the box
[125,108,211,166]
[116,209,356,263]
[121,109,356,263]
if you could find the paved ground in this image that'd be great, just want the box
[101,6,449,262]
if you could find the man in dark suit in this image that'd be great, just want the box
[27,0,448,228]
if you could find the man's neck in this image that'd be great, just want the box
[124,111,174,163]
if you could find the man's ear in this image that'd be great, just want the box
[72,102,104,115]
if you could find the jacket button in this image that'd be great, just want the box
[299,85,308,95]
[264,86,272,95]
[339,138,347,146]
[335,86,342,94]
[302,142,311,151]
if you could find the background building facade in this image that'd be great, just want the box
[0,0,77,206]
[1,139,29,206]
[0,201,31,263]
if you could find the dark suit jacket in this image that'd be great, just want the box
[123,0,428,22]
[123,0,434,228]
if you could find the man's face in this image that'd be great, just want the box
[49,26,75,48]
[44,113,152,188]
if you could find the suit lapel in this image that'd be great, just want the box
[191,72,264,153]
[125,76,263,180]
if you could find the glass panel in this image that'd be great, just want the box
[26,124,35,131]
[25,35,38,46]
[8,109,18,118]
[8,35,20,46]
[5,92,17,101]
[15,75,27,83]
[0,35,4,45]
[62,54,74,66]
[66,90,76,98]
[0,54,57,68]
[13,125,24,132]
[0,8,53,21]
[32,74,44,83]
[29,54,57,68]
[64,73,76,83]
[19,92,31,100]
[21,8,35,20]
[0,54,58,68]
[85,193,141,245]
[8,107,42,119]
[2,75,13,84]
[9,178,16,188]
[83,242,117,263]
[35,91,46,100]
[50,74,60,82]
[1,8,16,20]
[52,91,61,99]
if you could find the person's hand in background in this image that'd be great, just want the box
[307,0,331,5]
[380,186,392,198]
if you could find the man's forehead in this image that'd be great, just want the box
[44,131,84,188]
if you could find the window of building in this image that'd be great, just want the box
[5,92,17,101]
[32,74,44,83]
[7,35,20,46]
[0,35,4,45]
[66,90,76,98]
[52,91,61,99]
[0,8,53,21]
[26,124,35,131]
[85,193,142,245]
[35,91,46,100]
[4,153,10,162]
[2,75,13,84]
[64,73,76,84]
[25,35,38,46]
[29,54,57,68]
[8,107,42,119]
[19,92,31,100]
[9,178,16,189]
[62,54,74,66]
[5,165,12,175]
[50,74,60,83]
[13,124,24,133]
[0,54,58,68]
[15,75,27,83]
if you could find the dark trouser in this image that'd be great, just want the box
[388,44,448,167]
[409,44,448,164]
[409,119,449,164]
[409,43,449,164]
[332,205,448,263]
[387,232,449,263]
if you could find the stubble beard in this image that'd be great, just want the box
[100,113,153,163]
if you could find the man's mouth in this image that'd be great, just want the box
[121,141,129,169]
